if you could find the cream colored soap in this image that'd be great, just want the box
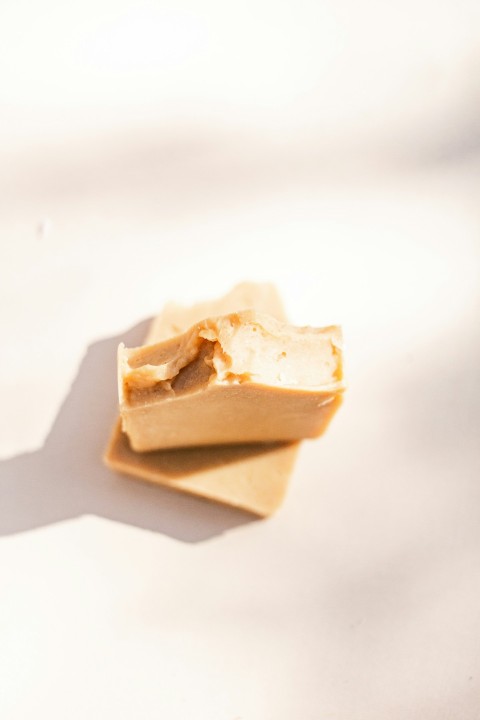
[119,311,344,451]
[105,419,297,516]
[104,283,299,516]
[145,282,284,345]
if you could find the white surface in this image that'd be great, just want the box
[1,1,480,718]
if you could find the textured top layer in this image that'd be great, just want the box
[119,310,343,408]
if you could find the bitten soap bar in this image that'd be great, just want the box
[104,283,298,516]
[119,310,344,451]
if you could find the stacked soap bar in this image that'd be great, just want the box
[104,283,344,516]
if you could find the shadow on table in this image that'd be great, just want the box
[0,321,256,542]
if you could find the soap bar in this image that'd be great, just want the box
[145,282,285,345]
[105,419,297,516]
[119,311,344,451]
[104,283,299,516]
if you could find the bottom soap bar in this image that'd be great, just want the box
[105,419,298,516]
[104,283,299,516]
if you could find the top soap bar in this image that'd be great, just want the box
[119,308,344,451]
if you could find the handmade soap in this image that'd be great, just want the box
[105,419,297,516]
[145,282,285,345]
[104,283,299,516]
[119,311,344,451]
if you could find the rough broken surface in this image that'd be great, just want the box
[119,310,344,451]
[104,283,299,516]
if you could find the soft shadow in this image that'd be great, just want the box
[0,321,257,542]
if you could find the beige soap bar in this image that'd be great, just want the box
[105,420,297,516]
[145,282,284,345]
[119,311,344,451]
[104,283,299,516]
